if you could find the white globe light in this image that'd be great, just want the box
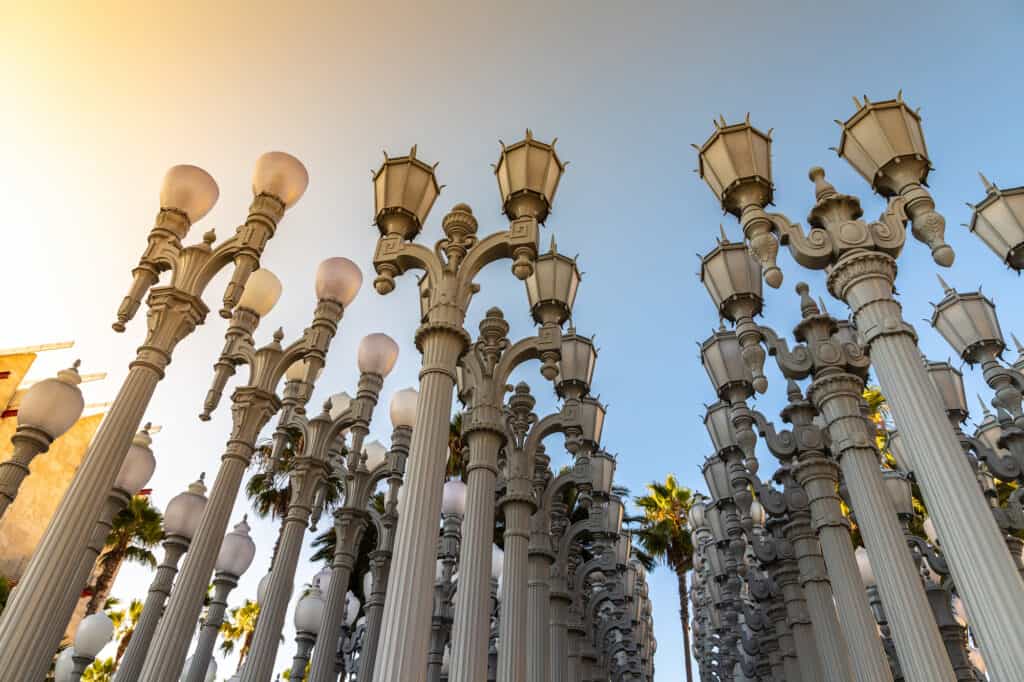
[54,648,74,682]
[491,545,504,581]
[73,612,114,658]
[329,392,353,420]
[855,547,876,587]
[345,590,361,627]
[163,475,208,539]
[315,257,362,306]
[17,364,84,439]
[114,427,157,494]
[285,359,324,383]
[363,570,373,598]
[215,517,257,576]
[363,440,388,471]
[160,164,219,224]
[441,480,467,517]
[294,586,326,635]
[357,333,399,376]
[236,268,282,317]
[252,151,308,207]
[314,566,333,595]
[389,388,419,429]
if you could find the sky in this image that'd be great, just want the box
[2,0,1023,679]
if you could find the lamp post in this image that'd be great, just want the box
[369,133,559,682]
[450,243,578,682]
[426,480,465,682]
[0,156,304,676]
[291,584,326,681]
[696,96,1024,681]
[116,475,209,681]
[142,256,360,682]
[0,361,85,520]
[182,517,256,682]
[68,612,115,682]
[308,394,415,682]
[966,174,1024,271]
[243,333,398,682]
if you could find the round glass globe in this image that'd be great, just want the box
[74,612,114,657]
[236,268,282,317]
[855,547,876,587]
[252,151,308,207]
[363,570,373,598]
[160,164,219,224]
[215,517,256,576]
[17,365,84,438]
[441,480,467,517]
[358,333,399,376]
[316,257,362,306]
[115,429,157,494]
[345,590,360,627]
[314,566,333,596]
[491,545,504,580]
[164,476,208,539]
[54,648,74,682]
[363,440,388,471]
[389,388,418,429]
[294,586,325,634]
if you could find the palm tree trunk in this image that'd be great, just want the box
[677,568,693,682]
[86,546,124,615]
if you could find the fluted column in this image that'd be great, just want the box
[526,549,553,682]
[290,631,316,681]
[832,250,1024,681]
[566,626,584,682]
[0,363,165,680]
[183,572,237,682]
[309,509,367,682]
[497,487,532,682]
[770,556,819,682]
[549,590,571,682]
[115,535,189,681]
[356,550,391,682]
[373,329,466,682]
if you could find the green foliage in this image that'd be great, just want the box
[86,496,163,616]
[446,413,467,481]
[81,657,117,681]
[220,599,261,670]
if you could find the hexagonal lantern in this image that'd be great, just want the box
[975,406,1008,458]
[701,328,753,399]
[494,129,565,223]
[603,496,625,535]
[373,145,441,240]
[924,359,969,424]
[700,234,763,321]
[836,94,931,197]
[578,396,607,450]
[931,280,1005,364]
[590,450,616,495]
[968,176,1024,271]
[697,116,773,217]
[704,400,738,455]
[702,454,732,501]
[615,533,632,565]
[704,501,728,544]
[526,236,580,325]
[882,469,914,518]
[557,328,597,399]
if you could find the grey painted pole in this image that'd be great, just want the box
[497,485,532,682]
[290,631,316,681]
[526,548,553,682]
[0,427,52,520]
[115,534,189,681]
[182,572,238,682]
[355,550,392,682]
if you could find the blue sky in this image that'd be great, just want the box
[3,1,1023,678]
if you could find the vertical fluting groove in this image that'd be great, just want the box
[309,514,364,682]
[242,509,310,681]
[841,450,953,681]
[801,580,850,681]
[0,365,161,681]
[116,540,188,681]
[549,593,570,682]
[183,576,234,682]
[372,332,463,682]
[526,554,551,682]
[356,554,390,682]
[449,431,501,682]
[497,501,530,682]
[141,456,249,682]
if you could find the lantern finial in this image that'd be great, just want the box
[979,171,996,193]
[937,274,954,295]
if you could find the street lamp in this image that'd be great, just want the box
[369,133,559,682]
[181,516,256,682]
[291,584,326,681]
[0,362,85,519]
[116,475,209,680]
[966,174,1024,271]
[69,612,114,682]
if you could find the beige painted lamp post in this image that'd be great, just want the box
[0,361,85,519]
[0,154,306,679]
[966,175,1024,270]
[695,95,1024,682]
[369,133,560,682]
[141,257,361,682]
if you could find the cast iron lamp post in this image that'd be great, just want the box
[369,132,562,682]
[243,333,398,682]
[142,256,361,682]
[116,474,209,680]
[308,390,416,682]
[696,95,1024,681]
[181,516,257,682]
[0,361,85,519]
[450,239,579,682]
[68,612,115,682]
[0,155,305,679]
[426,481,465,682]
[290,583,326,681]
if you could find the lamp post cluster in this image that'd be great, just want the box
[688,94,1024,681]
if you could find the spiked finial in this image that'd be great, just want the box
[977,394,993,417]
[979,172,995,193]
[273,327,285,343]
[818,297,830,315]
[795,282,820,318]
[1012,333,1024,354]
[936,274,954,295]
[718,224,729,244]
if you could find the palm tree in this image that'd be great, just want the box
[107,598,144,663]
[81,656,117,681]
[634,475,695,682]
[85,495,163,615]
[220,599,261,670]
[446,413,467,481]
